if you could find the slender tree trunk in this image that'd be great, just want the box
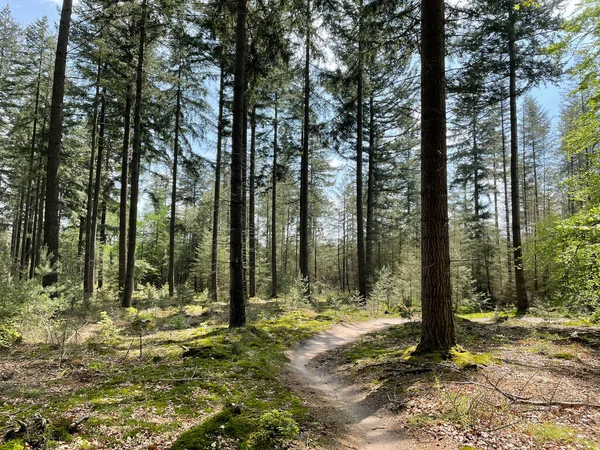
[249,105,257,298]
[229,0,248,327]
[86,82,106,298]
[33,111,49,274]
[271,94,278,298]
[365,93,375,297]
[522,109,529,237]
[299,0,311,294]
[122,0,147,308]
[501,99,513,285]
[531,132,540,292]
[13,188,24,271]
[119,82,133,292]
[356,0,366,300]
[338,211,343,290]
[32,170,46,278]
[242,92,248,300]
[168,64,183,297]
[98,128,109,290]
[29,173,42,279]
[211,64,224,303]
[472,112,484,292]
[416,0,455,353]
[493,141,502,295]
[77,217,85,258]
[284,203,290,283]
[43,0,73,287]
[98,151,108,289]
[21,53,44,275]
[313,218,317,281]
[508,4,529,310]
[83,64,100,296]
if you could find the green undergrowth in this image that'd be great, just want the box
[170,408,299,450]
[0,441,25,450]
[341,322,498,370]
[0,303,379,448]
[523,422,599,448]
[169,408,254,450]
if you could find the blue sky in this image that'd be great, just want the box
[4,0,60,25]
[4,0,577,126]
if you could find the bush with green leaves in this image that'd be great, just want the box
[369,266,399,314]
[246,410,299,450]
[288,275,310,309]
[537,207,600,314]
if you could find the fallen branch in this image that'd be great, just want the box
[448,381,600,409]
[68,416,90,433]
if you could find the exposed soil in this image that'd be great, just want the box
[286,318,456,449]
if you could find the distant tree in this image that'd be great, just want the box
[122,0,148,308]
[455,0,564,310]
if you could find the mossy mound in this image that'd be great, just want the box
[169,408,254,450]
[449,346,498,368]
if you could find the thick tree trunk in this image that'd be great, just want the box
[229,0,248,327]
[168,65,182,297]
[508,4,529,311]
[211,64,225,303]
[299,0,311,294]
[122,0,147,308]
[43,0,73,288]
[249,106,257,298]
[416,0,455,353]
[271,94,278,298]
[119,82,133,292]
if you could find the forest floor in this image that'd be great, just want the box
[301,314,600,450]
[0,300,599,450]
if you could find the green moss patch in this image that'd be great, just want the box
[169,409,254,450]
[449,347,498,368]
[524,422,578,443]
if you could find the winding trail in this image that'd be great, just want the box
[287,318,443,450]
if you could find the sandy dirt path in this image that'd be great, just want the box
[286,318,452,450]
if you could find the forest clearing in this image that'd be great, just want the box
[2,0,600,448]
